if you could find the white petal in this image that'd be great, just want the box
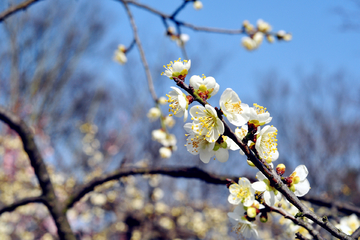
[172,62,185,72]
[205,104,217,116]
[183,109,188,122]
[189,75,203,89]
[204,76,216,89]
[294,179,310,197]
[255,171,266,181]
[294,165,309,181]
[215,148,229,162]
[227,138,240,151]
[228,194,241,205]
[199,149,214,163]
[252,181,267,192]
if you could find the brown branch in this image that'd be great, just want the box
[295,232,312,240]
[269,204,323,240]
[121,0,158,102]
[65,166,239,209]
[122,0,244,35]
[301,195,360,217]
[351,226,360,239]
[0,196,46,215]
[0,106,75,240]
[0,0,42,22]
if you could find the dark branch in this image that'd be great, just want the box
[0,0,42,22]
[0,106,76,240]
[65,166,239,209]
[0,196,46,215]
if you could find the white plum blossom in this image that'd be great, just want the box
[253,32,264,46]
[163,116,175,128]
[241,36,257,51]
[161,58,191,79]
[193,1,203,10]
[228,178,255,207]
[147,107,161,121]
[166,87,188,122]
[159,147,172,158]
[184,123,215,163]
[248,103,272,127]
[288,165,310,197]
[158,96,168,105]
[189,75,219,100]
[176,34,190,47]
[220,88,250,126]
[257,19,272,33]
[189,104,224,142]
[255,125,279,163]
[252,171,282,206]
[152,129,166,142]
[113,44,127,64]
[335,214,360,235]
[184,123,239,163]
[228,205,259,239]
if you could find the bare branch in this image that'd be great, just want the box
[0,196,46,215]
[0,0,42,22]
[65,166,239,209]
[351,226,360,239]
[121,0,158,101]
[269,204,323,240]
[301,195,360,217]
[122,0,244,35]
[0,106,76,240]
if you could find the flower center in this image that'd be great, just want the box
[166,95,180,116]
[260,128,278,160]
[253,103,268,114]
[225,101,243,114]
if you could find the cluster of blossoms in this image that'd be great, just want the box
[161,58,311,238]
[241,19,292,51]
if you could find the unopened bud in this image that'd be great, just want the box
[293,176,300,184]
[290,184,296,192]
[283,33,292,41]
[193,1,203,10]
[276,163,286,176]
[158,96,167,105]
[247,207,257,218]
[260,212,268,223]
[266,35,275,43]
[247,160,255,167]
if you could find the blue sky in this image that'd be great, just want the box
[102,0,360,103]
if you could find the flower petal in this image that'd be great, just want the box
[294,179,310,197]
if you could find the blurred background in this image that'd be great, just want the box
[0,0,360,239]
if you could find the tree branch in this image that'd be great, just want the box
[351,226,360,239]
[0,0,42,22]
[0,106,75,240]
[171,78,354,239]
[121,0,158,102]
[65,166,238,209]
[269,204,323,240]
[0,196,46,215]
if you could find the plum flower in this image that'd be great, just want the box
[220,88,250,126]
[189,104,224,142]
[184,123,215,163]
[228,178,255,207]
[166,87,188,122]
[228,205,259,239]
[248,103,272,127]
[252,171,282,206]
[161,58,191,79]
[189,75,219,100]
[287,165,310,197]
[336,214,360,235]
[113,44,127,64]
[255,125,279,163]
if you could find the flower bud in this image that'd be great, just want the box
[193,1,203,10]
[159,147,172,158]
[276,163,286,176]
[247,207,257,218]
[293,176,300,184]
[147,107,161,121]
[158,96,168,105]
[289,184,296,192]
[260,212,268,223]
[266,35,275,43]
[247,160,255,167]
[283,33,292,41]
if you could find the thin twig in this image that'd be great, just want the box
[0,106,76,240]
[295,232,312,240]
[65,166,239,209]
[122,0,244,34]
[0,0,42,22]
[269,204,323,240]
[121,0,158,101]
[0,196,46,215]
